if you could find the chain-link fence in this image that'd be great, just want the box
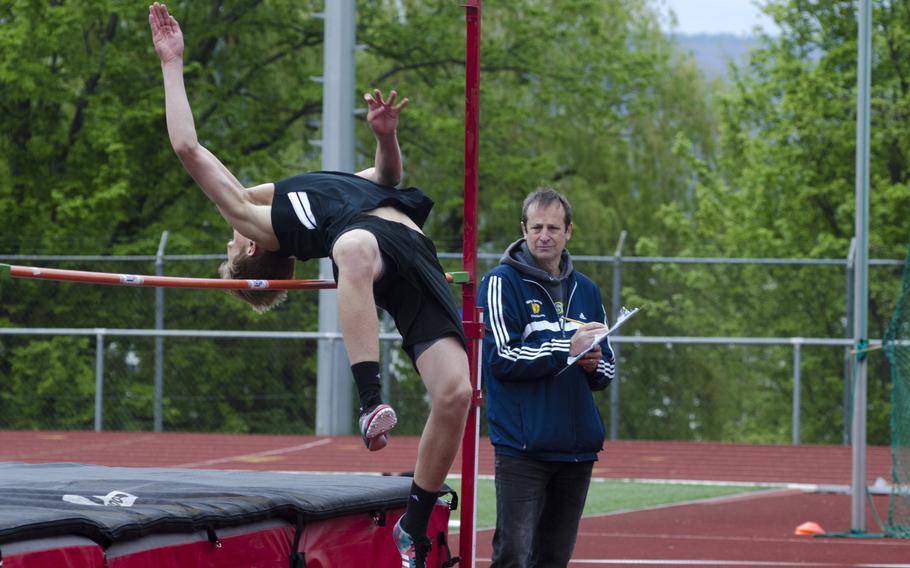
[1,247,904,444]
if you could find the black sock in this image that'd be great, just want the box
[400,481,437,539]
[351,361,382,412]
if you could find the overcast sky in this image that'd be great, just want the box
[659,0,777,35]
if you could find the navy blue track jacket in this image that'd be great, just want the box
[478,241,615,462]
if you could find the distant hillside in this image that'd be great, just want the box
[672,33,763,81]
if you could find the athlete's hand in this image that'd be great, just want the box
[365,89,409,138]
[149,2,184,65]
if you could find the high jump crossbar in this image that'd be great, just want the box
[0,264,464,290]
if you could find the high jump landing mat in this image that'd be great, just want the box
[0,462,456,567]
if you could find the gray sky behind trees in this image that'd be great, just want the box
[660,0,777,35]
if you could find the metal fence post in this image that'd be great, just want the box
[610,231,626,441]
[94,330,106,432]
[843,238,855,445]
[792,339,802,445]
[154,231,168,432]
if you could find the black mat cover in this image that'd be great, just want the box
[0,462,412,546]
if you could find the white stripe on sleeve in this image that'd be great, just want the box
[487,275,570,364]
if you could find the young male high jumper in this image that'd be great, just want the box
[150,4,470,565]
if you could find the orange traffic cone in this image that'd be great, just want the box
[795,521,825,535]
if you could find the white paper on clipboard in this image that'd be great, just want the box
[565,306,640,366]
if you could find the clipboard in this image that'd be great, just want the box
[565,306,640,366]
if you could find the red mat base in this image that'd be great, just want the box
[4,504,453,568]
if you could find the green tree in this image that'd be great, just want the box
[358,0,719,439]
[644,0,910,444]
[1,1,719,439]
[0,0,330,432]
[3,337,96,429]
[359,1,715,253]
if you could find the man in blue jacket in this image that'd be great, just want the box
[478,187,615,567]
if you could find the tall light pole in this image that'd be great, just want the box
[315,0,356,435]
[851,0,872,532]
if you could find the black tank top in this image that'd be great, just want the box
[270,171,434,260]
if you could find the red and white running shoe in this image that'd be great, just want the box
[358,403,398,451]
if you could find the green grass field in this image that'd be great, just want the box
[444,477,767,530]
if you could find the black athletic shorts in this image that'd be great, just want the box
[331,214,467,363]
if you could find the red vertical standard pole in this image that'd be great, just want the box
[459,1,482,566]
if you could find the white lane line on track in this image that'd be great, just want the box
[574,531,903,547]
[576,488,798,522]
[172,438,333,468]
[478,560,910,567]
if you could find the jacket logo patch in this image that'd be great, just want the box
[554,302,564,315]
[531,302,541,314]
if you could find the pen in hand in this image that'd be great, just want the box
[563,315,608,331]
[562,315,588,326]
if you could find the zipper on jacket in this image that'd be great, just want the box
[522,278,579,336]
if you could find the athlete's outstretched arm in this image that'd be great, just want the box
[149,3,276,247]
[356,89,408,186]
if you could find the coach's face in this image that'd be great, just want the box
[522,201,572,276]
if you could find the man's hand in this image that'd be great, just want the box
[570,322,607,356]
[364,89,408,138]
[149,2,184,65]
[571,322,606,374]
[577,345,602,374]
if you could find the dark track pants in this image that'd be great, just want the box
[490,454,594,568]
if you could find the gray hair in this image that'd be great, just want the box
[521,187,573,228]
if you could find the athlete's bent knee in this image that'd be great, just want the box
[433,373,472,419]
[332,232,380,282]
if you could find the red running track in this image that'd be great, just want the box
[475,490,908,567]
[1,430,907,567]
[0,431,894,485]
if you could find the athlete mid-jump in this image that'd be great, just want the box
[149,4,470,565]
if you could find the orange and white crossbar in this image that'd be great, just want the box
[0,263,463,290]
[0,263,335,290]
